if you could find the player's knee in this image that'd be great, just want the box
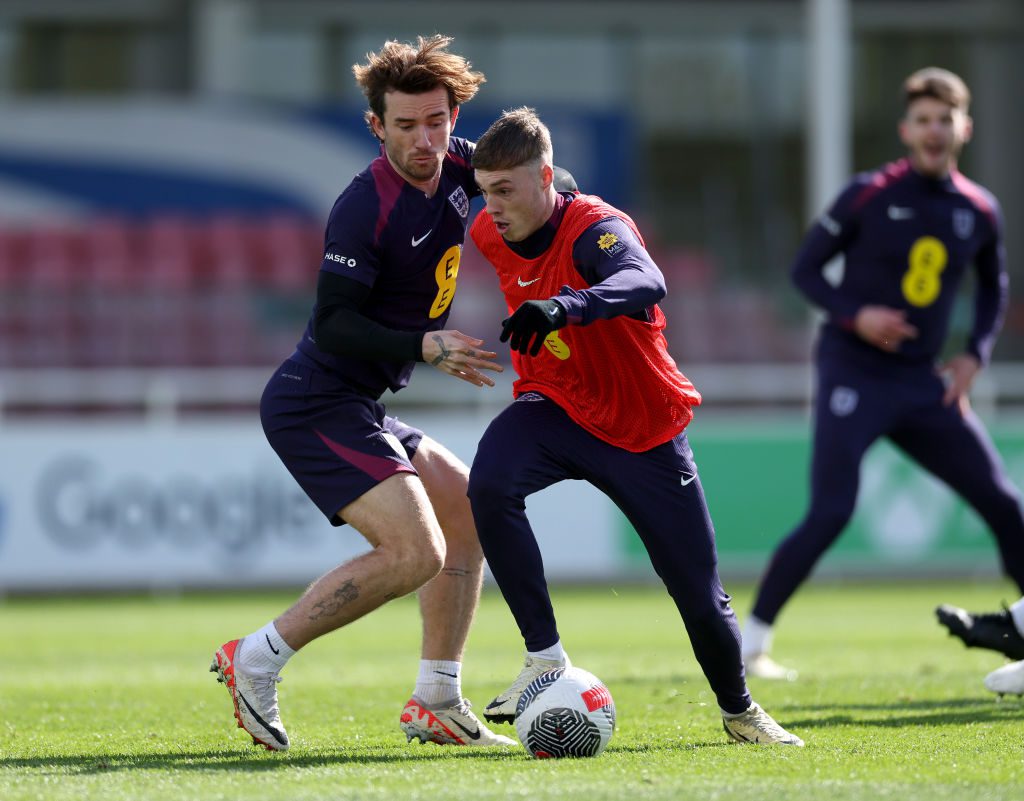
[416,528,447,582]
[467,462,513,511]
[429,483,478,548]
[389,528,446,591]
[439,521,484,566]
[804,506,854,539]
[671,583,732,623]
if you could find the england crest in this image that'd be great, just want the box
[953,208,974,240]
[448,186,469,218]
[829,386,859,417]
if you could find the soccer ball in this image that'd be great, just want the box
[514,666,615,758]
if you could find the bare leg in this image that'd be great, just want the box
[273,472,446,650]
[413,436,485,661]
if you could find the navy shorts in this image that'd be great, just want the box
[260,359,423,525]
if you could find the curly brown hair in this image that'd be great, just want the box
[352,35,485,138]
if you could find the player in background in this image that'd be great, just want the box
[209,35,515,751]
[741,67,1024,679]
[467,107,803,746]
[937,598,1024,695]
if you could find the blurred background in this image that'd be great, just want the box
[1,0,1023,593]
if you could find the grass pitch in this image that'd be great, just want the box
[2,581,1023,801]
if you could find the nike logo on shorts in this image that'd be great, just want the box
[412,230,432,246]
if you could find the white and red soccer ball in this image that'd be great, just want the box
[514,666,615,758]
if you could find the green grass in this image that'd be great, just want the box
[2,581,1023,801]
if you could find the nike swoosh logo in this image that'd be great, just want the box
[411,230,432,247]
[449,718,482,740]
[434,670,458,678]
[887,205,914,220]
[265,634,280,655]
[518,276,541,287]
[680,473,697,486]
[238,692,288,746]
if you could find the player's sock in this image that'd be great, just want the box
[414,660,462,705]
[741,615,773,659]
[528,640,568,664]
[239,621,295,674]
[1011,598,1024,638]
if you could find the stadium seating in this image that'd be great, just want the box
[0,214,813,371]
[0,215,321,368]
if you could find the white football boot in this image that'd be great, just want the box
[723,703,804,746]
[400,696,515,746]
[984,660,1024,697]
[483,653,572,724]
[210,638,289,751]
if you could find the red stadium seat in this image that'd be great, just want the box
[84,218,136,291]
[25,225,80,292]
[263,216,319,292]
[140,218,197,292]
[0,227,24,289]
[2,213,323,369]
[205,217,254,290]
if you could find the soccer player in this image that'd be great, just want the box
[936,599,1024,695]
[209,35,515,751]
[466,107,803,746]
[741,67,1024,679]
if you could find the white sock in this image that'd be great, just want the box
[415,660,462,706]
[239,621,295,674]
[741,616,773,659]
[528,640,569,664]
[1010,597,1024,637]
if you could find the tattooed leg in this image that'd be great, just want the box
[272,472,446,651]
[307,579,360,622]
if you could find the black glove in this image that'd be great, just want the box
[500,299,567,356]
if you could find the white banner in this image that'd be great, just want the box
[0,415,622,591]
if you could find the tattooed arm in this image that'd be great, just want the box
[421,330,504,387]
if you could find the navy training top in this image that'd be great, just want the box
[292,137,478,398]
[791,158,1007,369]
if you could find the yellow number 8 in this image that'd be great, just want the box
[901,236,947,307]
[429,245,461,318]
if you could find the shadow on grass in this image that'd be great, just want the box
[778,696,1024,729]
[0,744,524,775]
[0,738,735,775]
